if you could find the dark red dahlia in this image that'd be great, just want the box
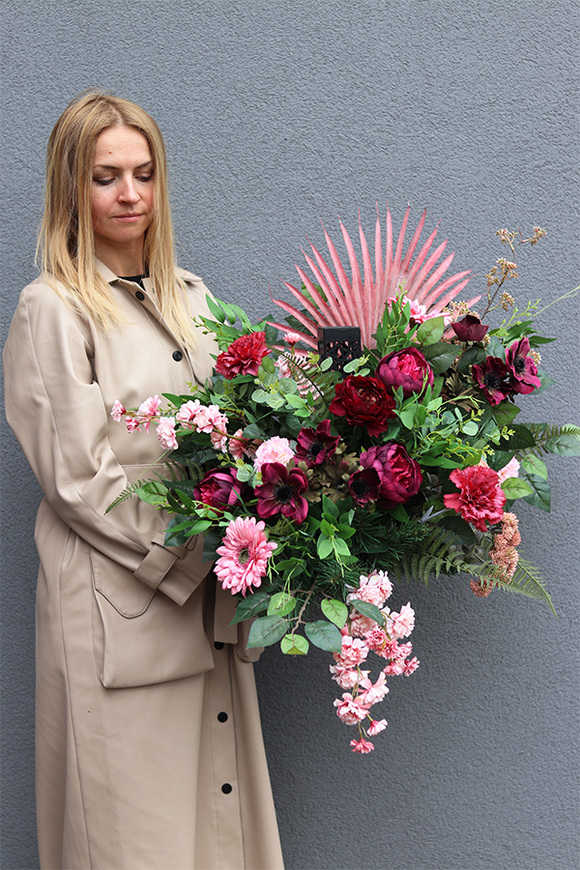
[359,442,423,507]
[215,331,270,379]
[471,357,513,405]
[506,338,541,394]
[254,462,309,524]
[444,464,506,532]
[329,376,396,437]
[375,347,434,398]
[295,419,340,467]
[451,314,489,343]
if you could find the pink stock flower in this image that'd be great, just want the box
[388,603,415,639]
[110,399,126,422]
[348,572,392,608]
[350,737,375,753]
[349,614,377,637]
[383,660,405,676]
[215,331,270,379]
[358,672,389,705]
[156,417,178,451]
[137,395,162,431]
[333,693,369,725]
[192,404,224,434]
[253,436,295,473]
[367,719,388,736]
[497,457,520,485]
[215,517,277,596]
[444,464,506,532]
[210,426,229,452]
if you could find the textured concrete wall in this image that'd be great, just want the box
[1,2,578,868]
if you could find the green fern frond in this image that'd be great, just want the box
[388,527,469,585]
[106,478,152,512]
[518,423,580,458]
[461,558,555,614]
[280,352,340,408]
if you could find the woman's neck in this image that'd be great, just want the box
[94,239,145,278]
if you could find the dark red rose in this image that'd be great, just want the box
[444,464,506,532]
[471,356,513,405]
[215,331,270,379]
[329,376,396,437]
[452,315,489,343]
[193,467,244,509]
[348,468,381,504]
[506,337,541,394]
[255,462,309,524]
[295,419,340,467]
[375,347,434,398]
[360,442,423,507]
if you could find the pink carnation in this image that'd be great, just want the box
[215,517,277,596]
[125,416,140,433]
[348,571,393,608]
[350,737,375,753]
[110,399,126,422]
[333,693,369,725]
[228,428,248,460]
[192,404,224,434]
[444,464,506,532]
[329,664,364,690]
[156,417,178,450]
[253,437,295,473]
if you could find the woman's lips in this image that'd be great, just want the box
[114,213,143,222]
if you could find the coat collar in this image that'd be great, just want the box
[95,259,202,285]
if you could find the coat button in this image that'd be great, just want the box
[172,350,183,361]
[221,783,233,794]
[217,711,228,723]
[214,641,224,650]
[135,290,145,301]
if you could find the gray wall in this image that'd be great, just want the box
[1,2,578,868]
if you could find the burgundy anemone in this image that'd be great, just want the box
[295,419,340,467]
[452,314,489,343]
[471,357,513,405]
[255,462,309,524]
[506,338,541,395]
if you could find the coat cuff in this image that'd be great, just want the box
[133,533,211,607]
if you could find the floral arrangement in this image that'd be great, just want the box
[111,207,579,752]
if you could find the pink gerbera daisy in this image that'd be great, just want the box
[215,517,277,596]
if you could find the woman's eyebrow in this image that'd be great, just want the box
[93,160,154,170]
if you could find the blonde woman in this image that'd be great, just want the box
[4,92,283,870]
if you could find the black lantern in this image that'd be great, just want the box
[317,326,362,373]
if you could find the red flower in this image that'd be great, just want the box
[360,442,423,507]
[375,348,434,398]
[329,376,396,437]
[255,462,309,524]
[444,465,506,532]
[471,356,513,405]
[506,337,541,394]
[215,331,270,379]
[193,468,244,510]
[451,314,489,343]
[295,419,340,467]
[348,468,381,504]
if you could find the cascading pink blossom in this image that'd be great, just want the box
[156,417,178,451]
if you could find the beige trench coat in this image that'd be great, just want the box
[4,263,284,870]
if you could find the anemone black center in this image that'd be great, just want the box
[514,355,525,373]
[274,484,292,504]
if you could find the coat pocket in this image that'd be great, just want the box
[90,549,214,688]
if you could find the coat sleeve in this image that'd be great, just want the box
[3,281,212,605]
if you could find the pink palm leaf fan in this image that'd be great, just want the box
[270,205,480,350]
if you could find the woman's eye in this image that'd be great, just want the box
[94,177,114,186]
[137,174,153,182]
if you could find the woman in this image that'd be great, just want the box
[3,91,284,870]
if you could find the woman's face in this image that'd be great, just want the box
[91,125,155,260]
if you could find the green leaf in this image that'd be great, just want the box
[243,422,268,439]
[230,593,270,625]
[492,401,521,427]
[280,634,310,655]
[462,421,479,436]
[317,537,334,560]
[501,478,534,499]
[398,407,416,429]
[267,592,297,617]
[350,599,385,626]
[205,294,227,323]
[333,537,351,557]
[522,454,547,480]
[246,615,288,648]
[522,473,551,512]
[498,424,536,451]
[456,345,486,373]
[321,495,340,518]
[321,598,348,629]
[542,434,580,456]
[389,504,410,521]
[421,342,458,374]
[417,316,445,345]
[135,481,169,506]
[304,620,343,652]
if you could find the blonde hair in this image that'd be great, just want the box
[37,90,195,345]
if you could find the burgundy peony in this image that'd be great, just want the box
[215,331,270,379]
[444,464,506,532]
[295,419,340,467]
[506,337,541,394]
[193,467,245,510]
[451,314,489,343]
[255,462,309,524]
[375,348,434,398]
[329,376,396,437]
[359,442,423,507]
[471,356,513,405]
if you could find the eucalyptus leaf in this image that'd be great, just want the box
[304,620,343,652]
[246,615,288,648]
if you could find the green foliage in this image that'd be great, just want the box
[515,423,580,458]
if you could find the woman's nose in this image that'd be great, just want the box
[118,177,140,203]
